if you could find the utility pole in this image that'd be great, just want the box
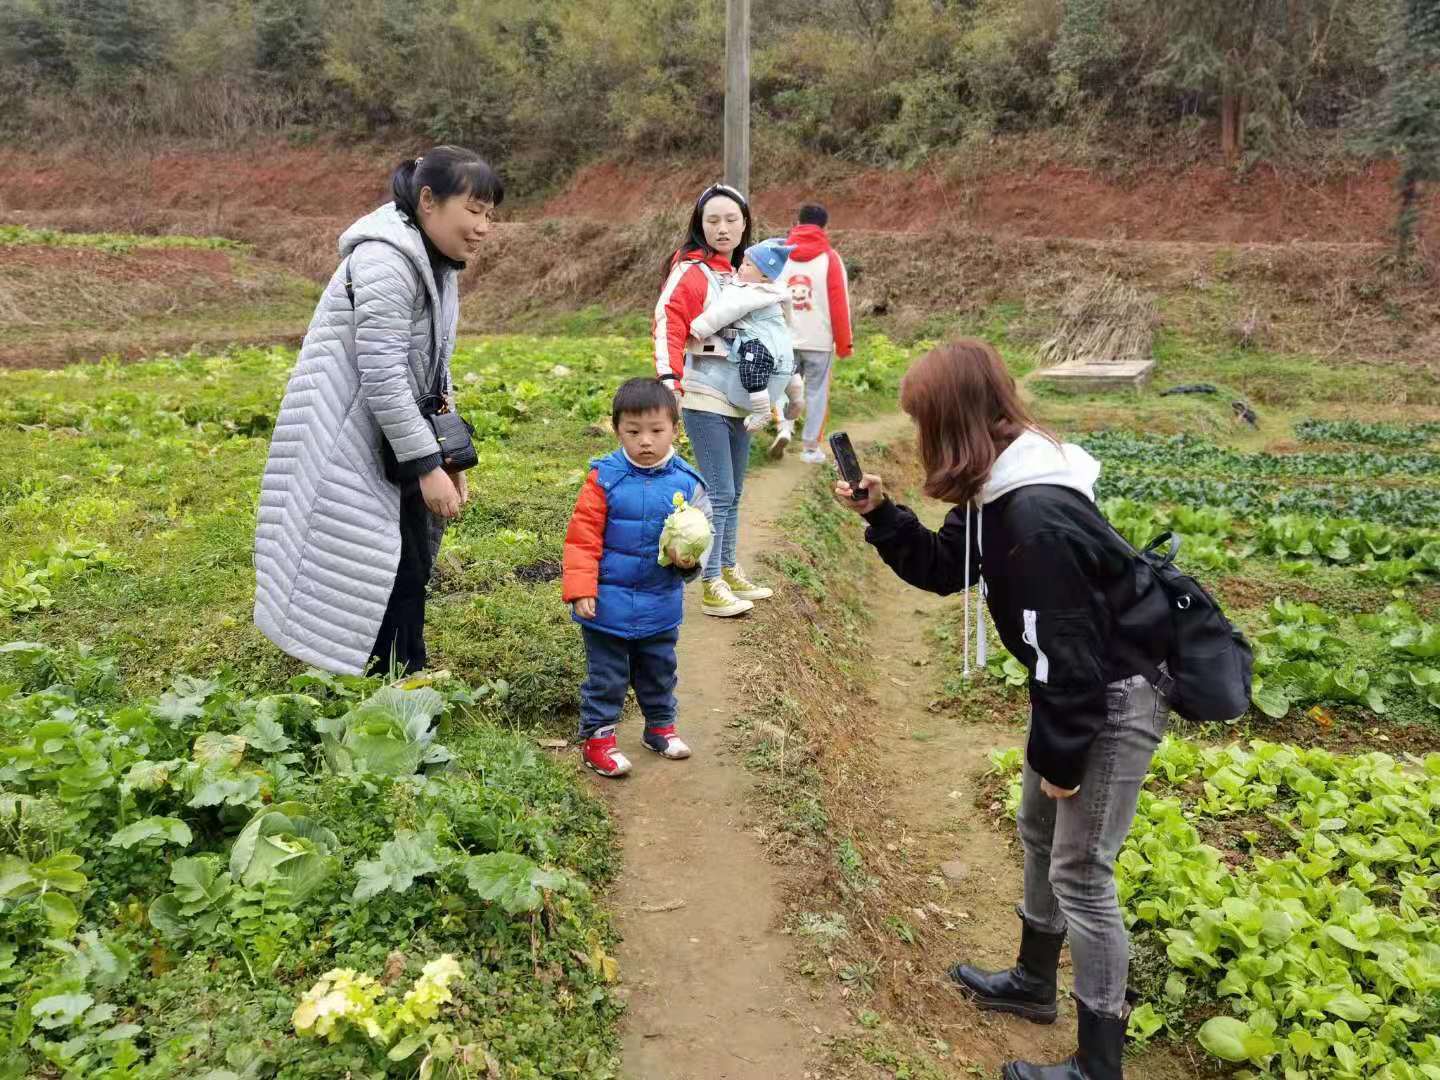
[724,0,750,197]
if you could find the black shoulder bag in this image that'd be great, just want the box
[1130,532,1254,724]
[345,259,478,483]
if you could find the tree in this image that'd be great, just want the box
[1052,0,1122,98]
[254,0,324,84]
[1366,0,1440,258]
[1149,0,1355,161]
[56,0,167,90]
[0,0,72,82]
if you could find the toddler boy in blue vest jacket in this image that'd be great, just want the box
[562,378,712,777]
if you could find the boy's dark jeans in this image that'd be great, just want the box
[578,626,679,738]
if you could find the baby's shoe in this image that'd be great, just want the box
[768,420,794,459]
[582,727,631,778]
[723,565,773,601]
[643,724,692,760]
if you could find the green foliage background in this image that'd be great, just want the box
[0,0,1414,182]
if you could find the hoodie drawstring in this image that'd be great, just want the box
[962,502,988,679]
[976,503,987,670]
[962,506,972,678]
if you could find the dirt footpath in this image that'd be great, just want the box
[594,442,861,1080]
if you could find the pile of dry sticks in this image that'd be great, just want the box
[1035,274,1158,368]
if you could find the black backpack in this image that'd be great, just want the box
[1122,533,1254,724]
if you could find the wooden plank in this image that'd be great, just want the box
[1032,359,1155,394]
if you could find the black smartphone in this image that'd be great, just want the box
[828,432,867,501]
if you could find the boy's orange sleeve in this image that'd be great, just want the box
[562,470,607,602]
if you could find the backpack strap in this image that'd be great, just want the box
[682,258,722,292]
[341,247,445,408]
[1137,531,1183,696]
[1144,532,1182,567]
[1106,527,1179,697]
[679,259,733,362]
[1138,659,1174,698]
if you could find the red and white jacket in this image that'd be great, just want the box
[652,249,735,388]
[780,224,853,358]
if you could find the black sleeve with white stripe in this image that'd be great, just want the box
[1012,534,1110,791]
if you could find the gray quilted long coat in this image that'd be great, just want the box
[254,204,459,674]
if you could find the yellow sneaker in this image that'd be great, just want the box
[702,578,754,617]
[722,566,773,601]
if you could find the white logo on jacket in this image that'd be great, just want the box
[786,273,814,312]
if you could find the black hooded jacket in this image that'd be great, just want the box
[861,436,1161,788]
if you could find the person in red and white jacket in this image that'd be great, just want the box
[778,203,853,463]
[652,183,775,619]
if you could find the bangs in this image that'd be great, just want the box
[455,160,505,207]
[612,377,679,428]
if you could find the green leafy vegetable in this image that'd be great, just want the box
[228,803,339,901]
[148,856,234,940]
[658,491,712,567]
[461,852,572,915]
[318,686,452,777]
[107,817,192,850]
[351,830,444,902]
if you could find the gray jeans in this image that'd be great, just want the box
[1017,673,1168,1017]
[793,348,833,448]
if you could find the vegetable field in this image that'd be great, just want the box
[1,320,1438,1078]
[0,333,910,1078]
[962,414,1440,1078]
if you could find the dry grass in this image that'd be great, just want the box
[0,242,316,366]
[459,220,1440,371]
[6,173,1438,381]
[1035,274,1158,368]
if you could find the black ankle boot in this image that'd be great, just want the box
[1002,999,1127,1080]
[948,910,1064,1024]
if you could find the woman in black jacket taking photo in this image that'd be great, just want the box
[835,339,1167,1080]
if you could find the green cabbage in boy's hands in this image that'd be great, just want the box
[658,492,712,567]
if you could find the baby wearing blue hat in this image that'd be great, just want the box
[689,237,805,433]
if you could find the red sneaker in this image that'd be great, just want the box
[642,725,692,760]
[582,728,632,777]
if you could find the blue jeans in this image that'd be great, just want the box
[578,626,679,738]
[682,409,751,581]
[1017,674,1169,1017]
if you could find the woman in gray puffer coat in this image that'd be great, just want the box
[254,147,502,676]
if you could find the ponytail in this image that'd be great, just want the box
[390,157,422,219]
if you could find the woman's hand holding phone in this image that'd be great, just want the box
[833,474,885,515]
